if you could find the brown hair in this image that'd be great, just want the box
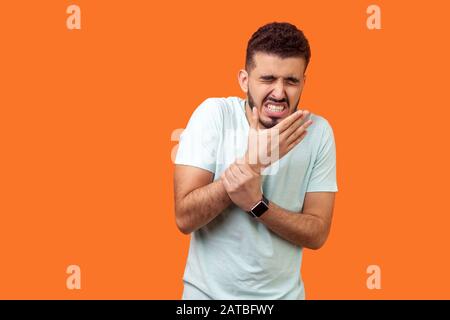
[245,22,311,72]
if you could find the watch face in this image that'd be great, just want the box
[252,201,269,217]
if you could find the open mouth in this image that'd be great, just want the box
[263,102,289,118]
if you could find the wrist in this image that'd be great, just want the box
[251,192,263,209]
[246,194,270,218]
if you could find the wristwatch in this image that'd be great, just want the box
[247,195,270,218]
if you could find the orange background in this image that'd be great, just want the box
[1,0,449,299]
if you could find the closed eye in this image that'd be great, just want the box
[259,76,300,84]
[285,77,300,84]
[260,76,276,82]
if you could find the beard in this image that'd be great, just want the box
[247,88,299,129]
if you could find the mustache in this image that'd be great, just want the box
[264,97,289,106]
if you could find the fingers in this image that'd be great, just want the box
[245,108,314,168]
[253,107,259,130]
[225,163,246,186]
[221,172,231,190]
[232,163,249,178]
[285,117,313,146]
[280,110,310,140]
[236,162,258,177]
[249,106,260,130]
[286,129,308,151]
[247,108,260,159]
[227,164,240,181]
[224,162,255,187]
[273,109,304,133]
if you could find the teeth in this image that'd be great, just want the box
[267,104,285,112]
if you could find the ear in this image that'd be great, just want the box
[238,69,249,93]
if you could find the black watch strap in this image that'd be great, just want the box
[247,195,270,218]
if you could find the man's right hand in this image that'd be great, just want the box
[241,107,313,173]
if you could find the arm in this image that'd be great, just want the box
[173,104,314,235]
[258,192,335,249]
[237,107,336,248]
[221,161,335,250]
[174,164,232,234]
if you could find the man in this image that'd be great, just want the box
[174,22,338,299]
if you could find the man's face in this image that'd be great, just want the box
[242,52,307,129]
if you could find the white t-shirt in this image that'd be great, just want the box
[175,96,338,299]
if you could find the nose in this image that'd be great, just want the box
[270,79,286,101]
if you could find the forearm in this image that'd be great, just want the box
[258,201,329,249]
[175,179,232,234]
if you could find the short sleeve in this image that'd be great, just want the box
[174,99,223,173]
[306,122,338,192]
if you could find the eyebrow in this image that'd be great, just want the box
[259,75,300,83]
